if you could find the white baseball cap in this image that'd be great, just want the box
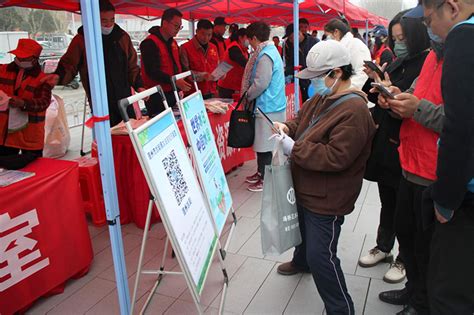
[296,40,351,79]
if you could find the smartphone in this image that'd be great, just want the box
[371,82,395,99]
[364,60,385,79]
[256,107,280,134]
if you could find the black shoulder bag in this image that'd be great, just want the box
[227,92,256,148]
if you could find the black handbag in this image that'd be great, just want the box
[227,92,255,148]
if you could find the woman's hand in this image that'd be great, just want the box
[273,121,289,135]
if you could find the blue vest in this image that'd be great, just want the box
[251,44,286,113]
[453,16,474,192]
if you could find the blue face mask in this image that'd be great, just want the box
[311,72,338,96]
[427,27,443,43]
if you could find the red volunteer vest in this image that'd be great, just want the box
[0,64,48,150]
[218,41,249,92]
[398,51,444,180]
[141,33,182,92]
[181,39,219,96]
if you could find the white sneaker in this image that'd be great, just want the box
[358,247,393,268]
[383,260,406,284]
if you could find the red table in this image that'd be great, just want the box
[0,159,93,314]
[93,110,255,229]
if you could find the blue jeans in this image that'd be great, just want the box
[292,204,355,315]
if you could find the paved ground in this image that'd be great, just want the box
[27,89,404,314]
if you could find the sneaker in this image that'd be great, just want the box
[383,260,406,284]
[358,247,393,268]
[277,261,310,276]
[247,179,263,192]
[245,172,261,184]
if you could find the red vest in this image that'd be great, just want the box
[0,64,48,150]
[218,41,249,92]
[181,38,219,96]
[141,33,182,92]
[374,45,392,65]
[398,51,444,180]
[213,34,226,59]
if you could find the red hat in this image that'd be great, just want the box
[9,39,43,59]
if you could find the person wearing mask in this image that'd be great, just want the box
[372,5,446,313]
[274,40,376,315]
[360,9,430,286]
[311,30,319,40]
[218,28,249,99]
[372,26,395,66]
[272,36,283,56]
[324,18,371,89]
[211,17,228,59]
[241,21,286,192]
[418,1,474,314]
[140,8,191,116]
[283,23,318,102]
[180,19,219,99]
[0,39,52,157]
[42,0,145,127]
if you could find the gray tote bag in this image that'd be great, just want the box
[260,140,301,256]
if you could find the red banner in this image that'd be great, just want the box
[0,159,93,314]
[285,83,301,120]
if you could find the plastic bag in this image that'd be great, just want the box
[43,95,70,158]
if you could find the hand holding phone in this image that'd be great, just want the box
[364,60,385,80]
[371,82,395,99]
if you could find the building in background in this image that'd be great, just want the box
[351,0,418,20]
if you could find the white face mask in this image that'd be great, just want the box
[243,39,250,47]
[14,57,34,69]
[101,25,114,35]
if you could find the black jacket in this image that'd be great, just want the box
[364,50,429,188]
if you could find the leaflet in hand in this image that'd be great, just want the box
[210,62,233,81]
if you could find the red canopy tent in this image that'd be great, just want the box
[0,0,388,27]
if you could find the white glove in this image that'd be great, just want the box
[281,134,295,156]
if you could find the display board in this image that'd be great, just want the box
[132,109,217,295]
[178,92,233,235]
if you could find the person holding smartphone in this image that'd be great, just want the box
[359,10,431,288]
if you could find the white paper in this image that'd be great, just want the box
[210,62,233,80]
[0,170,35,187]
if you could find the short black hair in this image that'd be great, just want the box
[387,9,430,57]
[197,19,213,30]
[246,21,271,42]
[162,8,182,22]
[231,28,247,42]
[328,64,354,81]
[299,18,309,25]
[272,36,279,40]
[99,0,115,12]
[324,18,350,36]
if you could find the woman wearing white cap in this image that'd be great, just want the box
[273,40,376,315]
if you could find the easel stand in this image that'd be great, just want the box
[118,85,234,315]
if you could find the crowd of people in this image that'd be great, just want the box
[0,0,473,314]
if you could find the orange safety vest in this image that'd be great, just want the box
[398,51,444,180]
[218,41,249,92]
[140,33,182,92]
[181,38,219,96]
[0,64,48,151]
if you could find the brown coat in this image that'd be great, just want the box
[285,89,376,216]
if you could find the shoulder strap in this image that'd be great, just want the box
[297,93,363,141]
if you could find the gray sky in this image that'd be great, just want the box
[350,0,419,19]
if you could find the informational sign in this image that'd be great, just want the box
[133,109,217,295]
[178,92,233,235]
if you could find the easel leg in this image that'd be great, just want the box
[222,207,238,255]
[130,198,154,314]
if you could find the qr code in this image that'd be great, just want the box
[162,150,189,205]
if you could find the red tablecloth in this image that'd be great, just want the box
[93,110,255,229]
[0,158,93,315]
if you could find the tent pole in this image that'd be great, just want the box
[365,19,369,45]
[293,0,300,113]
[79,1,130,314]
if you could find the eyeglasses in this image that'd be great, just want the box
[422,1,445,28]
[169,21,183,30]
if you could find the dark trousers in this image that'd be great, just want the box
[0,145,42,157]
[257,151,272,179]
[145,91,176,118]
[293,205,355,315]
[376,183,401,262]
[428,205,474,315]
[395,177,433,315]
[217,86,235,99]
